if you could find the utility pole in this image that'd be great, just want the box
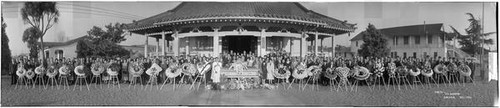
[480,2,486,82]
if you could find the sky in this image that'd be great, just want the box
[2,1,497,55]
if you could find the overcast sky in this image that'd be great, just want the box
[2,1,497,55]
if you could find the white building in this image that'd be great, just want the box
[350,23,466,58]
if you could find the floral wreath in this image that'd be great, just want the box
[26,69,35,79]
[433,64,447,74]
[458,64,472,76]
[35,66,46,75]
[353,66,371,80]
[274,66,291,79]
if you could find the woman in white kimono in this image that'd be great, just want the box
[211,58,222,83]
[266,59,275,84]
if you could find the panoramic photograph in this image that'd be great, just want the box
[1,1,498,107]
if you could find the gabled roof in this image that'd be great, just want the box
[41,36,90,48]
[350,23,444,41]
[126,2,356,33]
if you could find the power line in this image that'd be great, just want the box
[58,5,140,19]
[58,2,144,18]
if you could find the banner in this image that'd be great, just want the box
[489,52,497,81]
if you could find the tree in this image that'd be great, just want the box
[1,14,12,74]
[76,23,130,58]
[450,13,496,56]
[21,2,60,65]
[357,24,390,58]
[22,27,42,58]
[76,39,130,58]
[87,23,127,43]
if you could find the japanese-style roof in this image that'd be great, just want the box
[41,36,90,48]
[350,23,444,41]
[126,2,356,33]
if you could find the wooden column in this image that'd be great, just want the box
[314,31,319,56]
[162,31,166,56]
[212,28,220,57]
[289,37,292,55]
[260,28,267,56]
[173,30,179,56]
[156,38,160,57]
[300,31,307,57]
[185,37,189,56]
[331,35,335,57]
[144,34,149,58]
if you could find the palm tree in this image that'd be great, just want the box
[449,13,495,57]
[20,2,60,66]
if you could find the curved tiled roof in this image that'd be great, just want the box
[126,2,356,33]
[350,23,444,41]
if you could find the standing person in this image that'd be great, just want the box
[121,59,130,83]
[10,59,19,85]
[211,58,222,89]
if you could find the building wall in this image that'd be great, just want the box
[351,34,446,58]
[40,42,78,59]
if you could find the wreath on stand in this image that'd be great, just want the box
[353,66,371,80]
[421,62,434,77]
[46,66,58,78]
[274,65,291,79]
[458,64,472,77]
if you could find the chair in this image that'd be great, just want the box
[74,65,90,91]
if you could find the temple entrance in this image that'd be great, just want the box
[222,36,258,54]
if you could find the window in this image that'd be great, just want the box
[394,52,398,57]
[403,36,409,45]
[356,41,358,47]
[403,52,407,58]
[395,36,398,45]
[428,35,432,44]
[434,52,438,58]
[415,36,420,44]
[413,52,417,58]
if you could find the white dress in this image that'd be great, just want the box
[211,62,222,83]
[266,61,275,80]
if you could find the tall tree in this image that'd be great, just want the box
[450,13,495,56]
[22,27,42,58]
[87,23,127,43]
[357,24,390,58]
[1,14,13,74]
[76,23,130,58]
[21,2,60,65]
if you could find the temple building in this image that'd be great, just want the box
[125,2,356,57]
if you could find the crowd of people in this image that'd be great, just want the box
[10,50,477,90]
